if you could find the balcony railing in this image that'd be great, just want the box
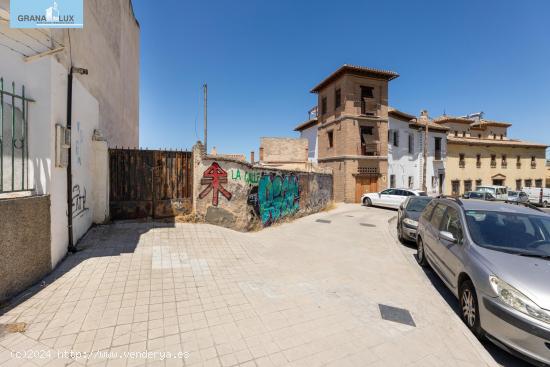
[490,161,497,168]
[501,162,507,168]
[360,99,380,116]
[531,161,537,168]
[476,162,481,168]
[361,142,380,156]
[516,163,521,169]
[459,160,465,168]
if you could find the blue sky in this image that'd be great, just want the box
[132,0,550,158]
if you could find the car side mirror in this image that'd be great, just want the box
[439,231,457,244]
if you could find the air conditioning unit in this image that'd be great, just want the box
[55,124,70,167]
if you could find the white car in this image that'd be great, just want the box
[361,188,427,209]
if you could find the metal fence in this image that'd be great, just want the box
[1,78,34,193]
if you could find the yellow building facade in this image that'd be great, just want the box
[435,115,547,195]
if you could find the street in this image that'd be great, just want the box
[0,204,508,367]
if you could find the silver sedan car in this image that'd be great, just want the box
[416,198,550,366]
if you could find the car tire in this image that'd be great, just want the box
[363,197,372,207]
[416,237,428,266]
[397,224,404,243]
[543,201,548,208]
[459,279,484,339]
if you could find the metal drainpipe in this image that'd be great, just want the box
[66,70,75,253]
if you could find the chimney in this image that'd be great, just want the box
[420,110,429,119]
[250,151,255,164]
[210,146,217,156]
[259,147,264,162]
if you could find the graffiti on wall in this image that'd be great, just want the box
[199,162,232,206]
[230,169,261,185]
[72,184,88,218]
[247,173,300,226]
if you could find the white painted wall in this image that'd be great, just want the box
[388,117,420,189]
[1,44,103,268]
[422,129,447,195]
[298,124,318,162]
[71,79,100,243]
[388,116,447,194]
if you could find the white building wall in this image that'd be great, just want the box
[388,117,420,189]
[1,46,103,268]
[422,130,447,195]
[388,116,447,195]
[298,124,318,162]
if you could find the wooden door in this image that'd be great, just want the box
[355,176,378,203]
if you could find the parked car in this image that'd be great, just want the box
[416,198,550,366]
[476,185,508,200]
[463,191,496,201]
[506,190,529,204]
[397,196,433,243]
[362,188,427,209]
[522,187,550,208]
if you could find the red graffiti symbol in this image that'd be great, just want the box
[199,162,232,206]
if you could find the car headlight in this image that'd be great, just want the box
[490,276,550,324]
[403,218,418,228]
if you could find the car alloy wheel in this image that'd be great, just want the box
[459,280,483,338]
[364,197,372,207]
[416,238,427,266]
[461,289,476,328]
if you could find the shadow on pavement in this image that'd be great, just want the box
[0,220,176,316]
[416,257,532,367]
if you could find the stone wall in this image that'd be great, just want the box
[193,144,333,231]
[0,195,51,303]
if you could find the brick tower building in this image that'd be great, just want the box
[311,65,399,202]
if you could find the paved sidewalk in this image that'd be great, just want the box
[0,204,498,367]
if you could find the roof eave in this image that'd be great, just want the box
[310,65,399,93]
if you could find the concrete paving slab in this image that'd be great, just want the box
[0,204,501,367]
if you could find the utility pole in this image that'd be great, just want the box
[203,83,208,153]
[421,110,428,192]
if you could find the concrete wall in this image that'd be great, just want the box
[0,195,51,303]
[193,144,333,231]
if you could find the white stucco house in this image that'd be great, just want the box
[388,109,448,195]
[0,0,139,301]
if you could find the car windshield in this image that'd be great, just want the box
[508,191,518,197]
[406,197,432,212]
[465,210,550,256]
[469,192,483,199]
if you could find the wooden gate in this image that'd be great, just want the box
[109,148,193,219]
[355,176,378,203]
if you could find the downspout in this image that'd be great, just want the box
[66,69,75,252]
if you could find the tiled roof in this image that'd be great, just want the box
[294,118,318,132]
[410,119,450,132]
[388,108,415,121]
[433,115,474,124]
[471,119,512,128]
[448,136,547,148]
[310,64,399,93]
